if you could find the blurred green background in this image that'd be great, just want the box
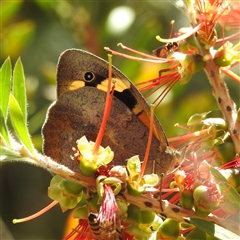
[0,1,239,239]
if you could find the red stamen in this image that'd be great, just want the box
[152,77,179,109]
[105,47,174,63]
[137,104,154,184]
[168,20,175,39]
[63,219,90,240]
[156,23,204,43]
[12,200,59,224]
[93,55,114,155]
[219,158,240,169]
[221,67,240,83]
[117,43,161,60]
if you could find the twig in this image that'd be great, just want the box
[201,51,240,154]
[11,151,239,235]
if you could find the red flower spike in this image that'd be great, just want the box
[97,184,120,228]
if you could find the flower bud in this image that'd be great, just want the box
[174,170,186,186]
[158,218,180,239]
[183,54,205,74]
[220,169,240,192]
[187,112,207,131]
[180,189,194,209]
[202,118,227,138]
[214,42,238,67]
[48,175,84,211]
[212,142,236,164]
[140,210,155,224]
[126,204,141,224]
[116,195,128,217]
[186,228,207,240]
[193,185,220,217]
[127,179,145,196]
[72,205,88,219]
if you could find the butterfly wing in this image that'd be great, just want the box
[42,49,174,174]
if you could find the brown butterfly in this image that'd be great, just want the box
[42,49,176,174]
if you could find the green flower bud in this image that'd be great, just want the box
[76,136,114,176]
[220,169,240,191]
[193,203,211,217]
[140,210,155,224]
[187,227,219,240]
[186,228,207,240]
[72,205,88,219]
[212,142,236,164]
[180,189,194,209]
[58,191,83,211]
[62,179,84,195]
[79,159,97,177]
[127,179,144,196]
[158,218,180,239]
[202,118,227,138]
[214,42,238,67]
[184,54,205,74]
[179,70,192,85]
[193,185,220,217]
[48,175,84,211]
[116,196,128,217]
[187,112,207,131]
[126,204,141,224]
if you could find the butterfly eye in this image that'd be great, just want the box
[83,71,95,82]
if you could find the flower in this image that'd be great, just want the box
[97,184,122,238]
[75,136,114,176]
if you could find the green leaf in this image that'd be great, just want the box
[210,166,240,209]
[0,108,11,147]
[9,93,35,155]
[0,146,21,161]
[190,218,239,240]
[13,58,27,123]
[0,57,12,120]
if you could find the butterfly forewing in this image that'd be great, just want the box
[42,49,175,174]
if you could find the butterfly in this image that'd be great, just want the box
[42,49,176,174]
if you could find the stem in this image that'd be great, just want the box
[202,55,240,154]
[124,192,240,235]
[10,151,239,235]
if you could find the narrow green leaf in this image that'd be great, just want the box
[9,93,35,155]
[190,218,239,240]
[13,58,27,123]
[0,108,11,147]
[210,166,240,208]
[0,146,21,160]
[0,57,12,120]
